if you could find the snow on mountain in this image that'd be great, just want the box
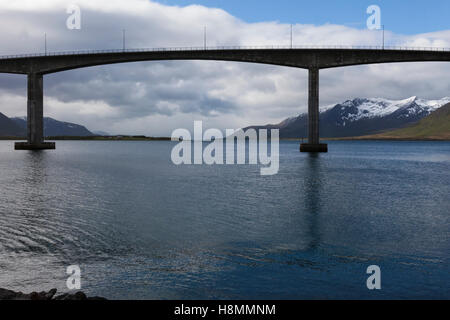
[331,96,450,122]
[247,96,450,138]
[277,115,298,128]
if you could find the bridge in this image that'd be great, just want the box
[1,45,450,152]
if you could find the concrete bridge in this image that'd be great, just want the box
[1,45,450,152]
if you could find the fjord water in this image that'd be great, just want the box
[0,140,448,299]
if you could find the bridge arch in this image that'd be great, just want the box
[2,47,449,151]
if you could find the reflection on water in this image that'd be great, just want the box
[21,151,48,217]
[0,140,449,299]
[303,154,322,251]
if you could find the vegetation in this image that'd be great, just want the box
[0,136,174,141]
[338,103,450,141]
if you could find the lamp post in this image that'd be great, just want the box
[123,29,126,51]
[204,26,207,50]
[290,24,293,49]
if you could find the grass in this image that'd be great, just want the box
[332,103,450,141]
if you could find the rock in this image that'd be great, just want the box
[31,288,57,300]
[53,293,69,300]
[44,288,58,300]
[0,288,106,300]
[0,288,21,300]
[87,296,108,300]
[54,291,87,300]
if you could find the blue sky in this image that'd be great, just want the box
[157,0,450,35]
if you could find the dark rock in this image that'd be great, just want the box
[54,291,87,300]
[0,288,21,300]
[87,296,108,300]
[0,288,106,300]
[53,293,69,300]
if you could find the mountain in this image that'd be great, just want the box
[246,96,450,138]
[11,117,94,137]
[357,102,450,140]
[92,130,110,136]
[0,112,26,137]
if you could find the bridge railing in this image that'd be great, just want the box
[0,44,450,60]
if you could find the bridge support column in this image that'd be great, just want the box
[300,67,327,153]
[15,73,55,150]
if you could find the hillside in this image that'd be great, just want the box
[0,113,94,137]
[0,112,26,137]
[246,97,450,138]
[12,117,94,137]
[354,103,450,140]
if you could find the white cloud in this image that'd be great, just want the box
[0,0,449,135]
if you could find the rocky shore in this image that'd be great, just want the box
[0,288,106,300]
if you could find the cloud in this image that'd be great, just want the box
[0,0,449,135]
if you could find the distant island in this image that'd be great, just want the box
[46,135,173,141]
[0,135,173,141]
[0,112,173,140]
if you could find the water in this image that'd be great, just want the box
[0,140,448,299]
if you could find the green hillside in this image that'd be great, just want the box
[356,103,450,140]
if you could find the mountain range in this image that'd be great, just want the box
[1,96,449,139]
[358,102,450,140]
[0,112,24,136]
[246,96,450,138]
[0,114,94,137]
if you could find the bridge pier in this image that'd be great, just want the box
[15,73,55,150]
[300,67,327,153]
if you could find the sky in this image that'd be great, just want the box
[158,0,450,35]
[0,0,449,135]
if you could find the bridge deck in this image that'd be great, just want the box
[1,45,450,74]
[3,45,450,152]
[1,45,450,60]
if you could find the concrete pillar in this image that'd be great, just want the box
[300,68,328,153]
[15,73,55,150]
[27,73,44,144]
[308,67,319,145]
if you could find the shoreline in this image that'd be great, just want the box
[0,136,174,141]
[322,137,450,141]
[0,136,449,142]
[0,287,106,300]
[272,137,450,142]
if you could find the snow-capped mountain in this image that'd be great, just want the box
[329,96,450,124]
[247,97,450,138]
